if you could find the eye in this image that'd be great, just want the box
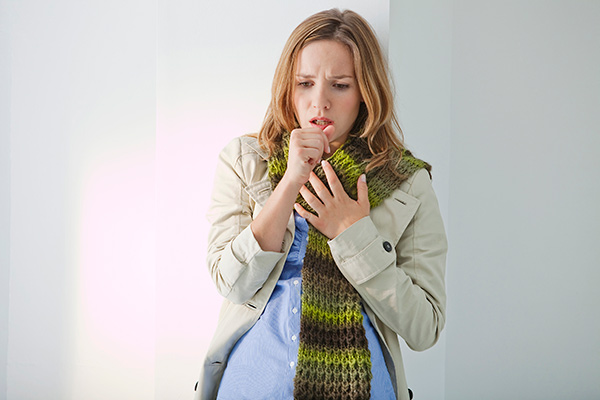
[297,81,312,87]
[333,83,350,90]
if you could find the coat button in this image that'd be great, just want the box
[383,241,393,252]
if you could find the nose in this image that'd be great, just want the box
[312,86,330,110]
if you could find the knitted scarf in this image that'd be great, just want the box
[268,134,430,400]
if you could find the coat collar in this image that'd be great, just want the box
[246,136,269,160]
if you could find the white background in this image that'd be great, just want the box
[1,1,599,399]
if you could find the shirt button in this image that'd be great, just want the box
[289,361,295,368]
[292,307,298,314]
[293,280,299,286]
[383,241,393,252]
[291,335,297,341]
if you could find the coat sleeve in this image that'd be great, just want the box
[328,168,447,351]
[206,138,285,304]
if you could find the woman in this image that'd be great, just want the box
[194,9,447,400]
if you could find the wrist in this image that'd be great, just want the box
[279,171,305,193]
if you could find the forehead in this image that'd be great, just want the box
[296,40,355,75]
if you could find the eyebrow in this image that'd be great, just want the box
[296,74,354,80]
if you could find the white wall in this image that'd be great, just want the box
[389,1,600,399]
[445,1,600,399]
[0,0,11,396]
[5,1,156,399]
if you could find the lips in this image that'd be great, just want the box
[310,117,333,130]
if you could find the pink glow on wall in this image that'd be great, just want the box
[71,145,156,397]
[154,104,263,397]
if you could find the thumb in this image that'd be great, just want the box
[357,174,369,206]
[322,125,334,154]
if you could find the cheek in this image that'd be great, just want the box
[292,93,303,114]
[292,95,305,126]
[342,97,361,118]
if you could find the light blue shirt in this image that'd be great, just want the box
[217,212,395,399]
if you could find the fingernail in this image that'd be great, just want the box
[321,159,328,166]
[360,174,366,183]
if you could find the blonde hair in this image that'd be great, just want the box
[258,8,405,172]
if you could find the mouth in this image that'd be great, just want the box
[310,117,333,130]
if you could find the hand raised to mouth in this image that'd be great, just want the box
[284,125,334,188]
[248,125,333,252]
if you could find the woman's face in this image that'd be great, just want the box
[293,40,362,155]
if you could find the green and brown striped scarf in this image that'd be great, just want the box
[268,133,430,400]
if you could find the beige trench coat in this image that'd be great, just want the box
[194,136,447,400]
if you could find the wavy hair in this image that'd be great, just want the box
[258,8,405,173]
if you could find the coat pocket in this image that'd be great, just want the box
[371,190,420,244]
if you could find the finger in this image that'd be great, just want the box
[320,159,346,197]
[291,147,322,166]
[291,128,323,138]
[292,136,326,150]
[294,203,317,224]
[291,127,330,141]
[290,135,325,162]
[299,184,324,212]
[308,171,332,202]
[357,174,370,208]
[304,149,324,166]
